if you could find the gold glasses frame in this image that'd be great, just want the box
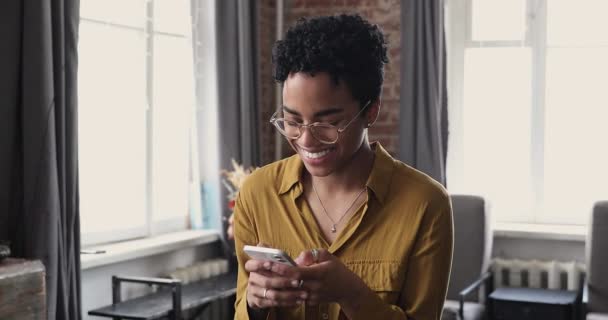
[269,100,371,145]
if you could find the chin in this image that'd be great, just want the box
[294,144,342,175]
[301,162,335,177]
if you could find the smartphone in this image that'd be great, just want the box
[243,245,297,266]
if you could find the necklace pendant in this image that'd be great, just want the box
[331,225,337,233]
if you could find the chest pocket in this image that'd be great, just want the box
[346,260,404,293]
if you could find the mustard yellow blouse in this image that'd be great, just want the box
[234,143,453,320]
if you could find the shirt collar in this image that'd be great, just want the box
[278,155,303,195]
[365,142,395,204]
[278,142,395,204]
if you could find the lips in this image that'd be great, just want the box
[298,146,336,162]
[302,148,331,159]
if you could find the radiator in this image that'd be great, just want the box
[492,258,586,291]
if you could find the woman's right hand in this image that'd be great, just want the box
[245,259,309,309]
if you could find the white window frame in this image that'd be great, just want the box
[446,0,595,225]
[80,1,199,246]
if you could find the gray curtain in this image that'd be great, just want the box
[212,0,260,246]
[191,0,259,254]
[399,0,449,186]
[0,0,82,319]
[215,0,260,170]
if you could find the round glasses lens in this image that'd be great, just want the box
[275,119,300,139]
[311,124,339,143]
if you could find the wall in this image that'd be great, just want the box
[257,0,402,165]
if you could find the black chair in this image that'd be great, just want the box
[583,201,608,320]
[443,195,493,320]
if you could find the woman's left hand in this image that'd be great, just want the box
[274,249,366,306]
[226,213,234,240]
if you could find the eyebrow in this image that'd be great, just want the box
[282,105,344,118]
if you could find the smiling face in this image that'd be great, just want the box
[282,72,375,178]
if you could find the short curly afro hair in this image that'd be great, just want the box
[272,13,389,110]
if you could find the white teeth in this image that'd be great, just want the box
[303,149,331,159]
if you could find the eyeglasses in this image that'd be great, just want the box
[269,101,371,145]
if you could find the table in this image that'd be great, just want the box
[489,287,579,320]
[88,271,237,320]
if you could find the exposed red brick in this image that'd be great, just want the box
[369,124,399,135]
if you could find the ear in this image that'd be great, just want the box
[366,99,381,128]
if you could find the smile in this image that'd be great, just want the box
[301,148,334,159]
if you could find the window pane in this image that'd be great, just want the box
[547,0,608,46]
[471,0,526,41]
[78,22,147,240]
[154,0,192,35]
[453,48,533,222]
[152,35,194,227]
[80,0,146,29]
[542,48,608,224]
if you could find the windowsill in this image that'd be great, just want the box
[79,223,585,270]
[81,229,221,270]
[493,222,587,242]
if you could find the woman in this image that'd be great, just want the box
[233,14,453,320]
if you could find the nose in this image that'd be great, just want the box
[296,126,318,147]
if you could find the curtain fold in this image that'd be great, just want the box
[399,0,449,186]
[215,0,260,170]
[0,0,82,319]
[212,0,260,245]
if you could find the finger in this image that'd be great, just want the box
[257,242,271,247]
[298,279,323,306]
[297,261,331,280]
[249,271,303,290]
[299,279,323,292]
[314,248,332,262]
[247,286,276,309]
[247,266,287,279]
[249,284,307,308]
[245,259,273,273]
[252,269,281,278]
[294,250,315,266]
[246,259,301,279]
[269,262,301,278]
[262,287,309,305]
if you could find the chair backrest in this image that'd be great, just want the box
[446,195,491,301]
[587,201,608,313]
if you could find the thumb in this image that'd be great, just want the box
[294,250,315,267]
[257,242,270,247]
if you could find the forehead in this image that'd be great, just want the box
[282,72,356,115]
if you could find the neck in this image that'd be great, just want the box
[309,140,375,194]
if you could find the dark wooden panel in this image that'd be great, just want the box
[0,258,46,319]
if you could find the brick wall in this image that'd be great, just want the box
[257,0,401,165]
[257,1,279,165]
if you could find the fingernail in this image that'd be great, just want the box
[300,293,308,299]
[263,262,271,269]
[291,280,299,287]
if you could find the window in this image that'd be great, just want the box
[78,0,201,245]
[446,0,608,225]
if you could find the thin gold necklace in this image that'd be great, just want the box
[312,183,367,233]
